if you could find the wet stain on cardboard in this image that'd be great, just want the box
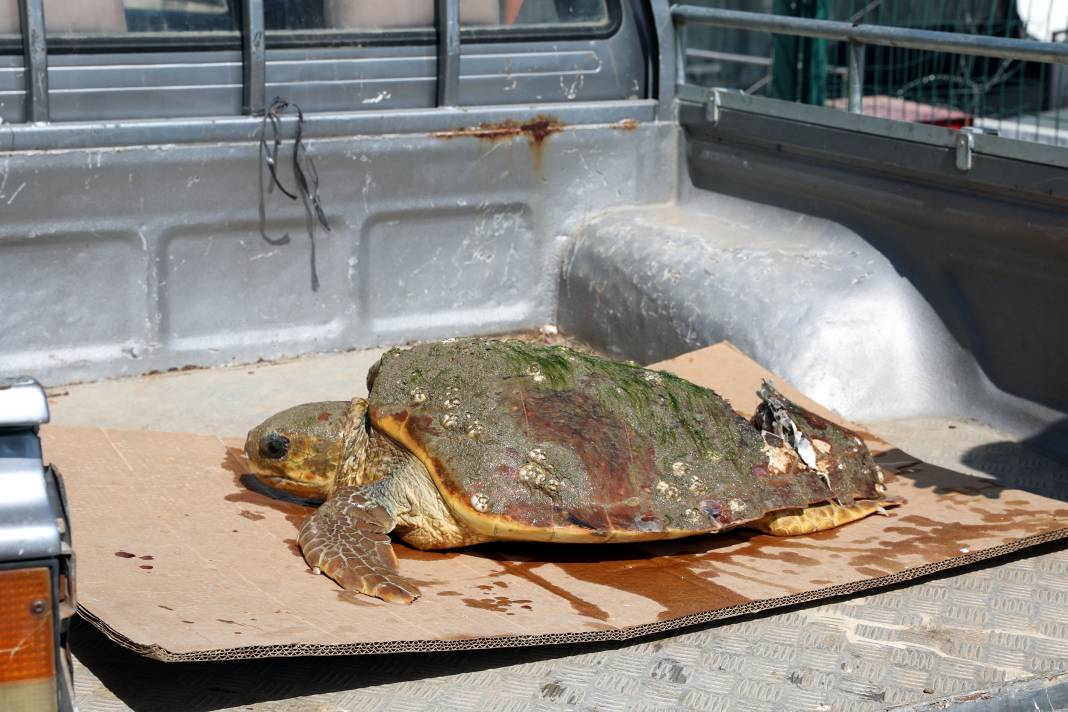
[461,595,534,614]
[481,542,751,622]
[222,448,316,530]
[843,509,1068,574]
[206,437,1066,627]
[485,552,611,621]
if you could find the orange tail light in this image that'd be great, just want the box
[0,567,57,712]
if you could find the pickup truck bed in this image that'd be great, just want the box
[56,345,1068,712]
[3,2,1065,708]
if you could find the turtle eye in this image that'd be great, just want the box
[260,433,290,460]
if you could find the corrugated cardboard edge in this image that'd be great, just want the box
[77,526,1068,662]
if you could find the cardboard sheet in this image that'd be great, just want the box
[43,343,1068,661]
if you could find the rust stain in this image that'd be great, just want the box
[611,119,639,130]
[432,115,564,146]
[431,116,565,177]
[114,551,136,558]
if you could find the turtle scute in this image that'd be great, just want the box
[367,338,884,543]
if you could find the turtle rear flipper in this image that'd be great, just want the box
[298,486,421,604]
[750,499,899,536]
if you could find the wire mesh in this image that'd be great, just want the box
[676,0,1068,146]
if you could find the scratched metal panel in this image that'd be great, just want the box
[47,51,244,121]
[457,10,647,106]
[663,101,1068,460]
[265,46,436,112]
[558,193,1068,455]
[0,122,677,385]
[361,204,539,335]
[0,231,147,375]
[158,220,350,348]
[0,54,23,123]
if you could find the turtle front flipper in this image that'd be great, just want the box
[749,500,898,536]
[298,486,421,604]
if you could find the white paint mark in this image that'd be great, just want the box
[361,173,374,214]
[361,91,391,105]
[6,181,26,204]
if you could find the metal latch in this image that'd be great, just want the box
[955,127,998,172]
[955,129,976,172]
[705,88,722,125]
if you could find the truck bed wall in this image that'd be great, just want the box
[1,113,1064,458]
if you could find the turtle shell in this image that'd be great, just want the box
[368,339,882,543]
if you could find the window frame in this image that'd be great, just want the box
[3,0,632,124]
[2,0,622,54]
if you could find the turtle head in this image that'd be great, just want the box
[244,399,369,500]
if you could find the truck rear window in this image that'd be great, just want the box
[466,0,608,27]
[19,0,614,52]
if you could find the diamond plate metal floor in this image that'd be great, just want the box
[55,351,1068,712]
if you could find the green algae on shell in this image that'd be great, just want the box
[368,338,883,543]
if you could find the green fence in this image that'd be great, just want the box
[677,0,1068,145]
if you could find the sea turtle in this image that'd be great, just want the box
[244,338,893,604]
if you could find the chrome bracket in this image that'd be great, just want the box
[955,128,977,172]
[705,89,722,126]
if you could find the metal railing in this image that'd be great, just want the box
[672,5,1068,121]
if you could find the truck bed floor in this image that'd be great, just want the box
[56,348,1068,712]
